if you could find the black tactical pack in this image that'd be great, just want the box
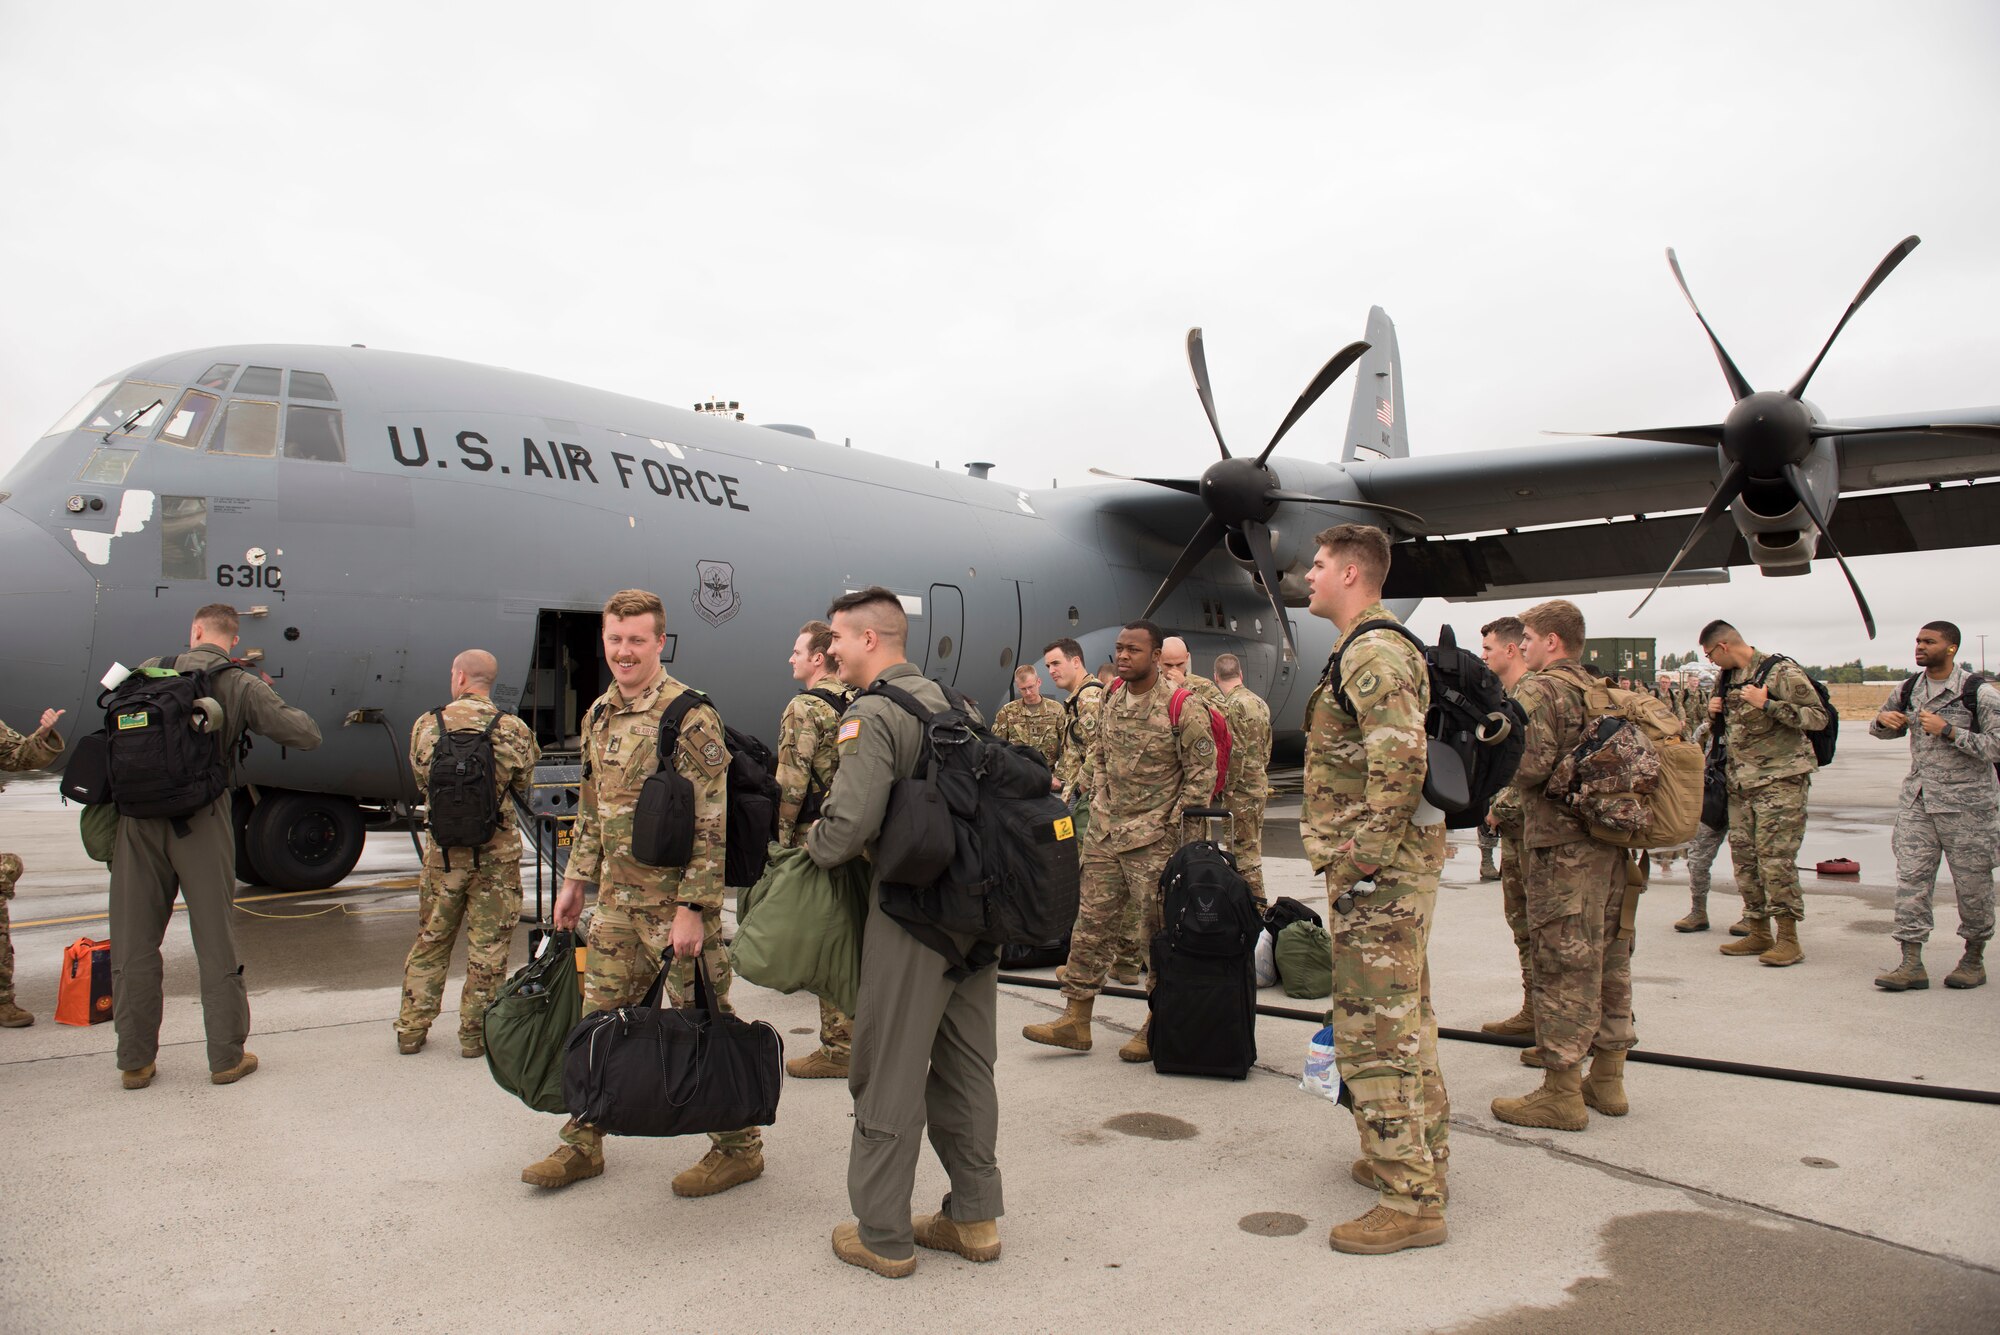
[1749,655,1839,767]
[662,691,781,888]
[867,681,1082,978]
[1150,812,1259,1079]
[426,708,504,868]
[100,653,241,828]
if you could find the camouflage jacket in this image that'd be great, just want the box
[1869,666,2000,812]
[1083,677,1217,853]
[1176,672,1227,710]
[775,674,855,846]
[410,693,540,847]
[0,718,62,793]
[992,696,1065,770]
[157,643,323,784]
[569,669,730,912]
[1055,678,1106,803]
[1509,660,1596,849]
[1218,685,1271,803]
[1719,651,1827,791]
[1300,604,1447,883]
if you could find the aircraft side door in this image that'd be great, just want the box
[924,583,965,686]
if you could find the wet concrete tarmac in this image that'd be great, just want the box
[1,722,1995,1332]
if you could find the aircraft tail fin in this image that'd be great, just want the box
[1340,306,1408,462]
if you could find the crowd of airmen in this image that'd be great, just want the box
[0,532,1994,1269]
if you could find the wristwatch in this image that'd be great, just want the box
[676,901,706,914]
[1943,723,1957,742]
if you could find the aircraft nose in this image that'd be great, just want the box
[0,506,98,747]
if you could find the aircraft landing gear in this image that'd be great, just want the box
[242,790,365,892]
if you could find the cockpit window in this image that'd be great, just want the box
[160,389,221,449]
[235,365,283,396]
[82,381,173,438]
[288,370,337,401]
[42,379,117,438]
[210,399,279,458]
[283,406,345,461]
[196,363,239,390]
[77,448,139,486]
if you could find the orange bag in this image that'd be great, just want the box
[55,937,114,1026]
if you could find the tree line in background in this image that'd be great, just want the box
[1655,650,1906,684]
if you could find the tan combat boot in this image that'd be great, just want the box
[1727,917,1756,937]
[396,1030,426,1055]
[210,1052,259,1085]
[786,1048,850,1079]
[1519,1045,1546,1068]
[1944,940,1987,989]
[0,1001,33,1028]
[832,1222,917,1278]
[1875,943,1927,991]
[1109,965,1142,987]
[1478,849,1500,882]
[672,1145,764,1198]
[1580,1049,1629,1117]
[1117,1019,1151,1063]
[1480,1003,1534,1037]
[1329,1204,1447,1255]
[1491,1065,1588,1131]
[1720,921,1773,956]
[121,1063,157,1090]
[913,1202,1002,1262]
[1352,1158,1449,1204]
[521,1144,603,1189]
[1674,893,1710,933]
[460,1034,485,1059]
[1021,997,1093,1051]
[1760,918,1803,967]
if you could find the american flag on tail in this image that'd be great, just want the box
[1376,397,1394,427]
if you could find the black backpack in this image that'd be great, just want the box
[867,681,1082,978]
[426,708,503,868]
[1150,815,1259,1079]
[661,692,781,889]
[1262,895,1323,942]
[100,652,241,827]
[1327,622,1526,829]
[1897,671,1998,780]
[1749,655,1838,767]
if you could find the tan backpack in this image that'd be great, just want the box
[1544,666,1703,849]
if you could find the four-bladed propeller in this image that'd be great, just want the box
[1566,234,1986,639]
[1099,329,1419,660]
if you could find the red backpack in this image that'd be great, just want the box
[1109,680,1232,803]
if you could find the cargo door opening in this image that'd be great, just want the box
[520,609,611,752]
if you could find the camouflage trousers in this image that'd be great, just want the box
[1684,822,1728,897]
[1524,840,1635,1071]
[1226,791,1267,909]
[1499,833,1529,995]
[1062,837,1171,1000]
[817,997,853,1061]
[1327,868,1448,1218]
[0,852,19,1006]
[560,896,762,1156]
[1891,804,1998,946]
[1073,802,1146,978]
[1727,776,1810,923]
[397,837,524,1042]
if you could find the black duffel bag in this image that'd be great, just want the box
[561,956,782,1138]
[1700,742,1729,833]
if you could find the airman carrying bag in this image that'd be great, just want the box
[629,691,782,885]
[1547,667,1703,849]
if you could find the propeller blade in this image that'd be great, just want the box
[1542,425,1726,447]
[1185,327,1231,460]
[1666,247,1756,402]
[1255,340,1371,466]
[1806,421,2000,440]
[1140,512,1228,621]
[1786,235,1921,401]
[1262,490,1426,524]
[1784,462,1877,639]
[1087,467,1203,493]
[1238,519,1300,662]
[1631,462,1748,617]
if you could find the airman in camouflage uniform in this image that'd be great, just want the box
[1214,654,1271,908]
[396,652,539,1057]
[1869,620,2000,991]
[522,590,764,1197]
[1300,524,1449,1255]
[1702,621,1828,966]
[1043,640,1133,982]
[776,619,858,1075]
[1491,599,1634,1133]
[1476,616,1534,1037]
[1159,637,1226,711]
[992,665,1065,769]
[1023,621,1215,1058]
[1,709,65,1028]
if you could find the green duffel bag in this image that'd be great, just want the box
[79,802,118,866]
[485,929,583,1113]
[732,845,868,1017]
[1275,919,1334,1000]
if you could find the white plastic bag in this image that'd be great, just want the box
[1301,1023,1341,1102]
[1253,929,1278,988]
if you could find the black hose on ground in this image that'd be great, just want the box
[996,972,2000,1106]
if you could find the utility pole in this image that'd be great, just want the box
[1979,634,1988,673]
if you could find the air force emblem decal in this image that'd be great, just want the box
[693,559,742,627]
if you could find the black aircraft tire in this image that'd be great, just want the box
[246,791,365,892]
[233,792,272,889]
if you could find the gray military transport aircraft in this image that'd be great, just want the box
[2,236,1996,891]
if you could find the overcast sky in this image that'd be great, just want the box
[4,3,1996,670]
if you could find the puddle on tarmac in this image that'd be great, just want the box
[789,1026,814,1034]
[1238,1211,1306,1236]
[1102,1112,1198,1141]
[1846,919,1896,934]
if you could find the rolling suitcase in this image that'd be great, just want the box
[1148,806,1260,1079]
